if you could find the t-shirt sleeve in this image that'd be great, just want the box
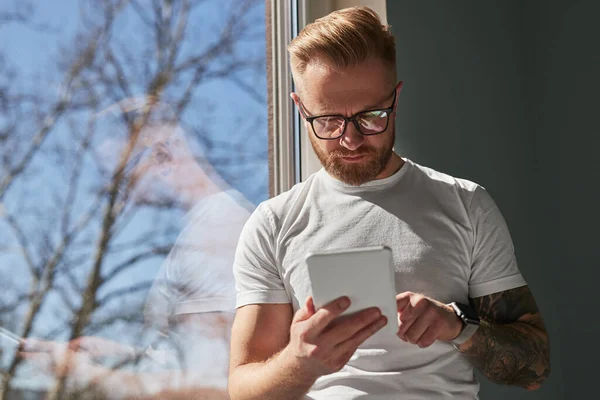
[144,261,174,332]
[233,203,290,308]
[144,237,237,330]
[144,193,250,328]
[468,185,527,298]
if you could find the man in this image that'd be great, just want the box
[228,6,550,400]
[134,102,253,395]
[21,99,252,398]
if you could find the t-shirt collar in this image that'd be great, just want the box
[318,157,411,192]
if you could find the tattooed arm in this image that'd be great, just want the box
[456,285,550,390]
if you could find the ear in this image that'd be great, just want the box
[290,92,300,107]
[394,81,404,109]
[290,92,307,118]
[396,81,404,93]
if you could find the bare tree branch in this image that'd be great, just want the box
[3,212,38,279]
[228,73,267,104]
[0,184,106,398]
[0,1,33,26]
[98,280,154,306]
[52,282,79,315]
[108,232,172,254]
[129,0,155,28]
[0,28,103,201]
[101,245,173,285]
[60,114,98,237]
[104,46,133,100]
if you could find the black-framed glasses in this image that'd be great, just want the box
[298,90,397,140]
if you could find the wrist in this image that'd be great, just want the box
[279,345,321,385]
[437,304,465,342]
[69,361,109,389]
[447,302,480,346]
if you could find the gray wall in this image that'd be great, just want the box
[387,1,599,399]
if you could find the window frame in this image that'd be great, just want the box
[267,0,300,196]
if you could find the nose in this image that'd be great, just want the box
[339,122,364,151]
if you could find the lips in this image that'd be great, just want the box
[339,153,369,161]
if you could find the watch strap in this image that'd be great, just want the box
[449,302,480,346]
[451,322,479,345]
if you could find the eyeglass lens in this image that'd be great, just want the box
[313,109,390,139]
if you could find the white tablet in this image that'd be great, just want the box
[305,246,398,339]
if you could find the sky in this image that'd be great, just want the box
[1,0,268,202]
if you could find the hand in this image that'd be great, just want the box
[22,336,135,360]
[19,339,93,379]
[285,296,388,378]
[68,336,136,359]
[396,292,463,348]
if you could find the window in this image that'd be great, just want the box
[0,0,272,398]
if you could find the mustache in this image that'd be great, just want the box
[329,148,375,158]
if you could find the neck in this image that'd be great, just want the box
[174,163,225,211]
[375,152,404,180]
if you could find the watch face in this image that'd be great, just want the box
[456,303,480,323]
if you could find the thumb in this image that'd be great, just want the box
[396,292,413,312]
[293,296,316,323]
[21,338,54,352]
[69,337,84,352]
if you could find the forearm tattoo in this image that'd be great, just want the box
[459,286,551,389]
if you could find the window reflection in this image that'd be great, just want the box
[0,0,267,398]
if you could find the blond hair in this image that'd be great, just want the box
[288,6,396,79]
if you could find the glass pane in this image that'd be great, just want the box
[0,0,267,398]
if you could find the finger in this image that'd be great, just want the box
[398,293,429,326]
[336,349,356,371]
[335,315,388,356]
[69,337,84,352]
[416,326,438,348]
[21,338,54,352]
[16,351,34,360]
[293,296,318,323]
[404,312,435,344]
[330,346,361,374]
[397,302,418,339]
[320,307,381,347]
[397,315,416,341]
[17,351,54,372]
[396,292,413,312]
[306,296,351,333]
[306,296,316,315]
[398,302,416,323]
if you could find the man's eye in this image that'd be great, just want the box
[152,145,172,164]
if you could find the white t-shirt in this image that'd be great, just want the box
[141,189,252,392]
[145,189,252,322]
[233,158,526,399]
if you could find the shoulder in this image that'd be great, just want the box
[253,172,320,225]
[176,190,253,247]
[406,159,483,207]
[189,189,253,221]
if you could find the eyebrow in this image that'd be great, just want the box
[304,92,393,117]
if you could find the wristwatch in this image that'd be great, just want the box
[449,302,480,346]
